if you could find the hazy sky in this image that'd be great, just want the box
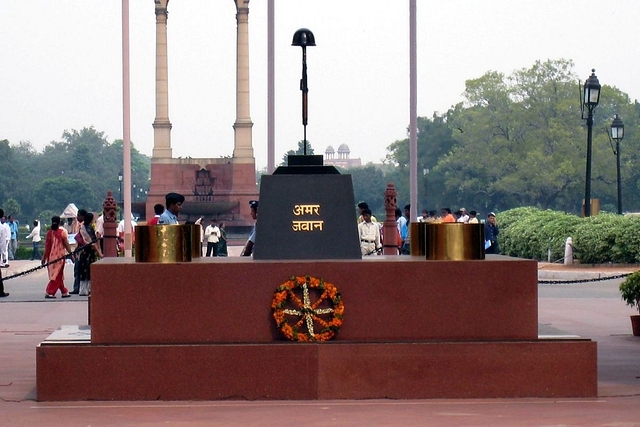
[1,1,638,170]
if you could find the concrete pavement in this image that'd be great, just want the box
[1,257,640,426]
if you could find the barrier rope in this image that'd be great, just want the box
[537,251,636,284]
[2,239,630,286]
[538,273,632,285]
[0,238,100,286]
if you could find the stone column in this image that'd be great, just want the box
[233,0,254,162]
[383,183,399,255]
[152,0,172,159]
[102,191,119,258]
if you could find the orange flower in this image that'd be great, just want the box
[271,275,345,342]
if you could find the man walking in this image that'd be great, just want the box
[204,220,221,257]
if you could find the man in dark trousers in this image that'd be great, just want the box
[484,212,500,254]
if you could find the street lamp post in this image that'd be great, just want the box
[118,171,123,220]
[610,114,625,214]
[291,28,315,155]
[581,69,601,217]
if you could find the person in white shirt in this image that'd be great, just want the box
[95,214,105,252]
[26,219,42,260]
[204,220,221,257]
[457,207,470,224]
[0,216,10,267]
[358,209,381,256]
[194,216,204,256]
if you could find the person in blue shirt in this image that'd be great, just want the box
[158,192,185,225]
[7,215,19,260]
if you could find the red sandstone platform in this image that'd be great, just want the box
[36,256,597,401]
[89,256,539,344]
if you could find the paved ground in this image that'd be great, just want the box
[2,256,640,426]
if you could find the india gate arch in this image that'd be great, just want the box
[145,0,258,230]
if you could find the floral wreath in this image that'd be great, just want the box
[272,276,344,342]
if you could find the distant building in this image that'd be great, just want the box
[324,144,362,169]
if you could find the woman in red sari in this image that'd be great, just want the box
[41,216,74,299]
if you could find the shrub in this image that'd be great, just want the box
[500,208,580,262]
[13,246,33,260]
[620,271,640,314]
[499,208,640,264]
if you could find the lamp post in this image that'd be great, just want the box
[118,171,123,220]
[291,28,315,155]
[610,114,625,214]
[581,69,601,217]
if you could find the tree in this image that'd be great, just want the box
[281,140,315,165]
[3,198,21,218]
[32,177,97,214]
[348,165,387,218]
[0,140,20,206]
[384,112,459,210]
[383,58,640,214]
[16,127,152,216]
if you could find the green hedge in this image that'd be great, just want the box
[11,246,35,261]
[499,208,640,264]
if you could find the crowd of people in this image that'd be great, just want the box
[356,202,500,256]
[0,193,500,299]
[152,192,229,257]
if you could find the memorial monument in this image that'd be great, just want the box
[145,0,258,230]
[36,4,597,401]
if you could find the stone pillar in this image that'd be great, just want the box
[232,0,254,162]
[152,0,172,159]
[383,183,399,255]
[102,191,119,258]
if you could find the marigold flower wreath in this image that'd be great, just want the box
[271,275,345,342]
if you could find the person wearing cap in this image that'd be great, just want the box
[241,200,258,256]
[158,192,185,225]
[457,208,469,224]
[484,212,500,254]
